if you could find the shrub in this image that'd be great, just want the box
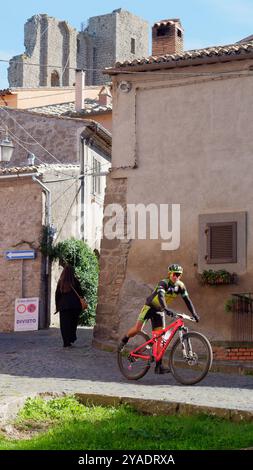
[52,238,99,326]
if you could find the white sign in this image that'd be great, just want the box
[14,298,39,331]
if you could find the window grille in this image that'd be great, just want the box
[231,293,253,341]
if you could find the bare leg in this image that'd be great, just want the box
[126,321,143,338]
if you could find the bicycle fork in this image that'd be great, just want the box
[179,327,192,359]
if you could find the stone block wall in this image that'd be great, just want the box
[9,15,77,88]
[86,12,117,85]
[116,10,149,63]
[93,175,131,349]
[76,32,94,86]
[8,10,149,87]
[0,178,43,331]
[0,108,85,166]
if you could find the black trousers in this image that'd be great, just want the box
[59,308,80,347]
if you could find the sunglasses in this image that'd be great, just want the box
[171,272,181,278]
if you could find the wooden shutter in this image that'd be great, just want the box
[206,222,237,263]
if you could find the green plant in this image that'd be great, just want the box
[200,270,237,286]
[1,396,253,450]
[51,238,99,326]
[39,225,55,258]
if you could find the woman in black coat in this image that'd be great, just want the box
[55,264,83,347]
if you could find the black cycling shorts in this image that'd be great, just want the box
[138,305,165,330]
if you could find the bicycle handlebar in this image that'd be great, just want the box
[172,312,197,322]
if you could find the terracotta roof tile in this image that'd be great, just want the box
[108,40,253,72]
[28,98,112,117]
[0,163,79,176]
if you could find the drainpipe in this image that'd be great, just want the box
[32,176,52,329]
[32,176,51,227]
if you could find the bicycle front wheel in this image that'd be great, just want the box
[169,332,213,385]
[117,331,152,380]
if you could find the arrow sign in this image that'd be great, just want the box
[5,250,36,260]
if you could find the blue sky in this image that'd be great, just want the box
[1,0,253,89]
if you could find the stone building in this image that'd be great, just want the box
[0,107,111,332]
[8,9,149,88]
[0,164,79,331]
[93,21,253,360]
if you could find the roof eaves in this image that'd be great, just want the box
[0,163,80,176]
[105,41,253,74]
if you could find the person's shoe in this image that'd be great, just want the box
[154,364,170,374]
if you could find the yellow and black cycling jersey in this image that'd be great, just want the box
[146,278,188,310]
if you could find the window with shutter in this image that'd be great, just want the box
[206,222,237,264]
[198,212,246,273]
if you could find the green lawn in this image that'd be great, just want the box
[0,396,252,450]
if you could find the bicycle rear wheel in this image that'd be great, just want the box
[169,332,213,385]
[117,331,152,380]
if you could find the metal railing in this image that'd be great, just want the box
[231,293,253,341]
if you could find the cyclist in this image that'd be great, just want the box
[118,264,200,374]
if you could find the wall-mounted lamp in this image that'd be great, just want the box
[0,128,14,162]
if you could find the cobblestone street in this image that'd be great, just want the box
[0,327,252,418]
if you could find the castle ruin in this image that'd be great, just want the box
[8,9,149,87]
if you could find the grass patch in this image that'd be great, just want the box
[0,396,252,450]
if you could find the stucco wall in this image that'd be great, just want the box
[95,59,253,346]
[0,178,43,331]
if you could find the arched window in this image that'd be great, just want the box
[51,70,60,87]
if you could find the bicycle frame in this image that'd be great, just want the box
[130,317,185,363]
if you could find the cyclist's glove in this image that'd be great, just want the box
[164,307,175,317]
[193,312,200,322]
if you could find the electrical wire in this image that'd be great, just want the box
[0,58,104,72]
[0,98,111,176]
[1,57,253,77]
[3,125,80,180]
[0,104,66,165]
[1,119,110,181]
[0,119,110,180]
[0,94,111,179]
[54,185,81,242]
[51,179,78,207]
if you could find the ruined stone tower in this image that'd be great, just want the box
[8,9,149,87]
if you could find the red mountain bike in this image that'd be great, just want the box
[117,312,213,385]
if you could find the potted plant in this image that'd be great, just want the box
[200,269,237,286]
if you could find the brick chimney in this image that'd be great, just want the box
[98,86,112,107]
[152,19,184,56]
[75,70,85,112]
